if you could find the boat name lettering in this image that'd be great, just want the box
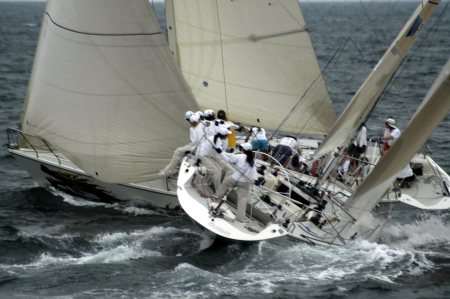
[209,222,230,237]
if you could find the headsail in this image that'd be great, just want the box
[20,0,200,183]
[313,0,441,159]
[168,0,336,134]
[343,55,450,220]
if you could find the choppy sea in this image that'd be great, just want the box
[1,1,450,298]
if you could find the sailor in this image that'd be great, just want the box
[380,118,401,155]
[397,163,416,188]
[244,126,269,160]
[351,123,367,169]
[214,143,258,222]
[213,127,236,179]
[196,118,230,192]
[201,109,218,143]
[196,111,205,123]
[271,136,300,167]
[217,109,243,152]
[331,152,350,180]
[286,152,308,172]
[159,111,200,176]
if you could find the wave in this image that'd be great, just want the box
[1,226,206,271]
[380,213,450,249]
[129,239,431,298]
[48,187,168,216]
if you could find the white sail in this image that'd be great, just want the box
[314,0,441,159]
[20,0,200,183]
[344,56,450,220]
[169,0,336,134]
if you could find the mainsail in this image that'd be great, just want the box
[313,0,441,159]
[344,55,450,220]
[20,0,200,183]
[167,0,336,134]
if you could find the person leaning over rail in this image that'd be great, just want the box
[271,135,301,167]
[213,143,258,222]
[245,126,269,151]
[379,118,401,155]
[159,111,200,176]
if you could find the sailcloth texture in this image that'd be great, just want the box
[344,56,450,220]
[314,0,441,159]
[169,0,336,134]
[20,0,200,183]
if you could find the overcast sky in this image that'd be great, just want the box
[0,0,438,2]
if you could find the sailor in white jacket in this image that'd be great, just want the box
[160,111,201,176]
[215,143,258,222]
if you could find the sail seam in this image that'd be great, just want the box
[215,0,229,115]
[45,12,162,36]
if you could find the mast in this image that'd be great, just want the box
[313,0,441,159]
[343,55,450,220]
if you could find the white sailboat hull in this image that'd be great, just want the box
[177,157,389,247]
[9,148,181,209]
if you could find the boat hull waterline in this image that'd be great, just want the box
[9,148,181,209]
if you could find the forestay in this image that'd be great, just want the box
[20,0,200,183]
[313,0,441,159]
[343,55,450,220]
[168,0,336,134]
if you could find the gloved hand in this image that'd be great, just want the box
[214,148,222,154]
[184,150,191,155]
[254,179,260,186]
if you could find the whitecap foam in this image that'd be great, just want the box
[33,245,161,267]
[49,187,114,208]
[243,240,431,287]
[120,206,159,216]
[382,214,450,248]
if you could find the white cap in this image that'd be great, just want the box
[204,109,215,117]
[196,111,203,117]
[190,113,200,123]
[218,127,232,135]
[385,118,396,128]
[241,143,252,151]
[185,111,193,120]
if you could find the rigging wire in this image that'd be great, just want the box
[368,1,449,128]
[273,0,402,140]
[359,0,381,42]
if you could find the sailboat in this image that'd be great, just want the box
[5,0,201,208]
[177,46,450,246]
[166,0,450,210]
[176,0,450,245]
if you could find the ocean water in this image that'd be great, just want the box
[1,1,450,298]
